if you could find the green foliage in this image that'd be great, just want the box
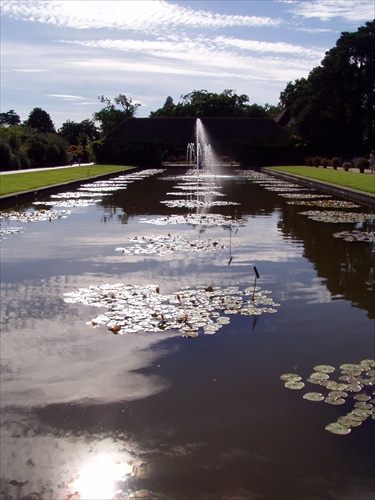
[330,157,340,168]
[354,157,370,172]
[150,89,277,118]
[0,125,68,170]
[58,119,100,145]
[25,107,56,133]
[0,110,21,126]
[93,94,141,135]
[279,21,375,156]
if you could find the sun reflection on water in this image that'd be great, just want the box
[75,455,133,499]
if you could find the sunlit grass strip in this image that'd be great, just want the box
[0,165,135,196]
[266,166,375,195]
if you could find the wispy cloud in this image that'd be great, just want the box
[47,94,90,101]
[1,0,371,126]
[213,36,323,58]
[288,0,374,22]
[1,0,282,32]
[14,68,49,72]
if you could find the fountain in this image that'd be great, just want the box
[187,118,219,171]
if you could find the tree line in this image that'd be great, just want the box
[0,20,373,170]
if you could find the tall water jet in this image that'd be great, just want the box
[186,119,219,171]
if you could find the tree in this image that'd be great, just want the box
[25,107,56,133]
[149,96,176,117]
[58,119,100,145]
[279,20,375,155]
[93,94,141,135]
[0,125,68,170]
[0,110,21,126]
[150,89,276,118]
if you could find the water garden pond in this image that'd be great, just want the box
[1,167,374,499]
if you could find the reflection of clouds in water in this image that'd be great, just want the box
[2,316,174,407]
[1,273,177,408]
[0,408,140,499]
[282,276,333,304]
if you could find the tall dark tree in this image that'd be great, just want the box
[0,110,21,126]
[25,107,56,134]
[280,20,375,155]
[93,94,141,135]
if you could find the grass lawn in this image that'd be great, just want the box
[0,165,135,196]
[266,166,375,195]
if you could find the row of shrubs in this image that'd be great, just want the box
[305,156,371,172]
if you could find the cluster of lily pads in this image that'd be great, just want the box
[160,199,240,209]
[2,170,163,237]
[287,200,360,208]
[166,190,226,197]
[281,360,375,435]
[0,209,71,223]
[159,172,240,210]
[34,198,98,208]
[64,283,279,337]
[333,230,375,243]
[235,170,374,242]
[115,234,230,256]
[139,213,246,228]
[299,210,374,224]
[278,193,332,199]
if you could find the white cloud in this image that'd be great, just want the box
[213,36,323,58]
[47,94,89,101]
[13,68,49,72]
[288,1,374,22]
[1,0,282,32]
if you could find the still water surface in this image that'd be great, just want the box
[1,167,374,499]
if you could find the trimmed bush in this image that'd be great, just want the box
[354,157,370,173]
[330,157,340,169]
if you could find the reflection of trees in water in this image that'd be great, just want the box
[99,169,282,223]
[278,204,375,318]
[99,202,130,224]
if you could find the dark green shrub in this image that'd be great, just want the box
[354,157,370,173]
[342,161,351,171]
[330,157,340,169]
[312,156,323,167]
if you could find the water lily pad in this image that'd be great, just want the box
[303,392,324,402]
[285,381,305,390]
[310,372,330,381]
[340,363,361,372]
[325,396,345,405]
[354,402,373,410]
[352,408,371,418]
[325,381,348,391]
[346,383,363,392]
[337,416,352,427]
[328,391,348,398]
[354,393,371,401]
[313,365,335,373]
[325,423,351,435]
[280,373,301,381]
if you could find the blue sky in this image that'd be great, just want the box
[1,0,374,128]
